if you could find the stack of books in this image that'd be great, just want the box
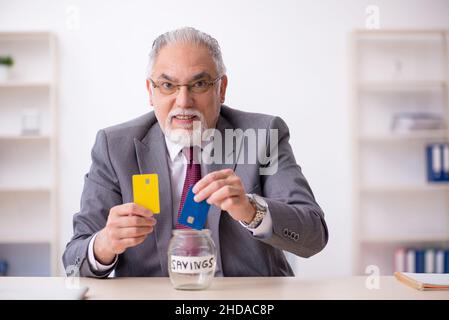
[391,112,445,133]
[394,248,449,273]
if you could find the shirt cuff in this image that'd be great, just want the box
[88,232,118,272]
[239,205,273,239]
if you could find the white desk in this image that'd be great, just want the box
[1,276,448,300]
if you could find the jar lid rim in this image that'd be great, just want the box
[172,229,211,235]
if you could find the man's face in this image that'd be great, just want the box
[146,43,228,146]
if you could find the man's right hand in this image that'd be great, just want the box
[93,203,157,265]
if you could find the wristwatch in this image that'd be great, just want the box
[243,193,268,229]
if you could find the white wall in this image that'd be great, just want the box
[1,0,449,278]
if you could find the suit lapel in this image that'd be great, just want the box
[205,114,243,277]
[134,123,173,275]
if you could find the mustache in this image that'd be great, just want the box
[168,108,204,121]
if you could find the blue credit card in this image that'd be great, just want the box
[178,186,211,230]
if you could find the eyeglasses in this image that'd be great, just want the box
[149,75,222,95]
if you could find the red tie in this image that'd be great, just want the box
[175,147,201,229]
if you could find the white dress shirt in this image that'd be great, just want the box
[88,135,273,272]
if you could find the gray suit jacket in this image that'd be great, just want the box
[62,105,328,278]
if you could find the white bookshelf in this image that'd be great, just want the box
[351,30,449,275]
[0,32,58,276]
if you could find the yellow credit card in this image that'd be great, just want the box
[132,174,160,214]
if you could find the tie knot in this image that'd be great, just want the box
[183,146,197,165]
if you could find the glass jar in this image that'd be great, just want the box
[167,229,217,290]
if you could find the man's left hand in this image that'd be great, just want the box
[192,168,256,224]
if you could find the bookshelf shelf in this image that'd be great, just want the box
[359,131,448,143]
[0,81,52,88]
[0,135,51,141]
[352,29,449,276]
[0,236,53,244]
[360,185,449,193]
[0,31,58,276]
[361,236,449,244]
[0,187,52,193]
[359,81,446,92]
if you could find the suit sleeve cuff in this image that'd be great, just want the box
[88,232,118,272]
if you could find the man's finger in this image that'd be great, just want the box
[117,215,157,228]
[117,226,154,239]
[219,195,242,212]
[194,178,229,202]
[206,185,241,204]
[207,194,241,211]
[192,169,234,194]
[113,203,154,218]
[120,235,147,248]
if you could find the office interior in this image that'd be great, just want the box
[1,0,449,279]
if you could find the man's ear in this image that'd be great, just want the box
[219,75,228,104]
[146,79,154,106]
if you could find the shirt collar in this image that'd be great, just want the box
[164,134,212,163]
[164,135,185,162]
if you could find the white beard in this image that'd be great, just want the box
[163,108,207,147]
[166,128,194,147]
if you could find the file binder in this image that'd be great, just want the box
[406,249,416,273]
[425,249,435,273]
[444,144,449,180]
[445,250,449,273]
[426,143,449,182]
[415,250,425,273]
[435,250,445,274]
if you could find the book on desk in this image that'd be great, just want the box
[394,272,449,291]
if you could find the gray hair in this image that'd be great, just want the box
[146,27,226,79]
